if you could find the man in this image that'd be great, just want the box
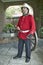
[13,3,36,63]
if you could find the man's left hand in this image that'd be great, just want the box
[27,34,32,39]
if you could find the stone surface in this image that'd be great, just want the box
[0,39,43,65]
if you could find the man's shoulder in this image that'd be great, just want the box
[28,15,34,19]
[19,16,23,18]
[28,15,32,17]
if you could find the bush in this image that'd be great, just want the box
[39,27,43,35]
[39,27,43,38]
[3,23,15,33]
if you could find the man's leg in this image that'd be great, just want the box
[25,39,31,62]
[13,38,24,59]
[18,38,24,57]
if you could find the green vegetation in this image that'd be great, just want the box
[39,27,43,35]
[5,6,22,18]
[3,23,15,33]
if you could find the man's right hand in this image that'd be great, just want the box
[17,27,20,31]
[15,25,20,31]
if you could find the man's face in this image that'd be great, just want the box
[21,7,29,15]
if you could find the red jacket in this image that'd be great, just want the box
[17,15,36,39]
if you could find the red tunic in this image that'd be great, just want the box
[17,15,36,40]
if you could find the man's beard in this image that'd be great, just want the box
[23,12,29,16]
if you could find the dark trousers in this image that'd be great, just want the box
[17,38,31,59]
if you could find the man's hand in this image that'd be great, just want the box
[15,25,20,31]
[27,34,32,39]
[17,27,20,31]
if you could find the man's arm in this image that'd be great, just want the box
[27,15,36,38]
[15,18,20,31]
[29,15,36,35]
